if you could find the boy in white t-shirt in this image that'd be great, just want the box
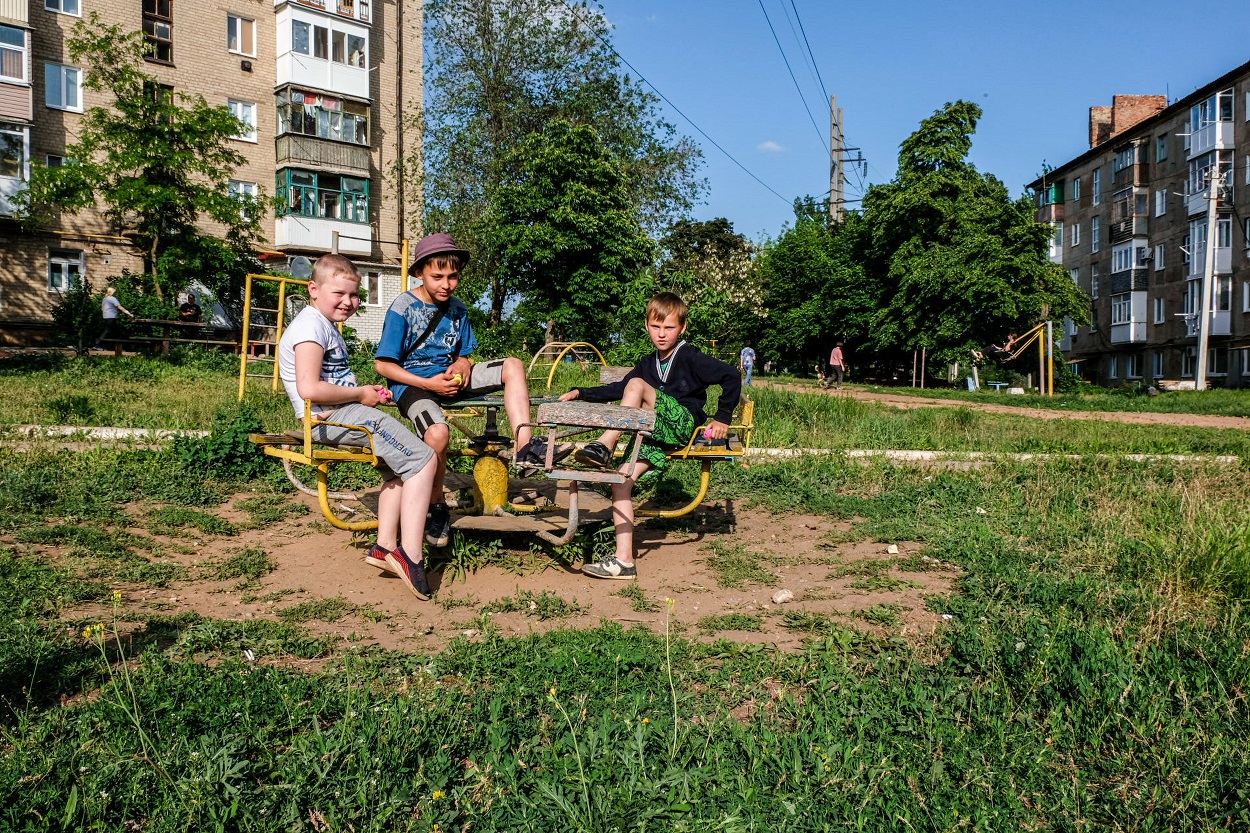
[278,254,438,600]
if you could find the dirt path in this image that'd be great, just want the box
[759,382,1250,431]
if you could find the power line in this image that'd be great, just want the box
[777,0,825,109]
[787,0,830,104]
[557,0,793,207]
[758,0,829,156]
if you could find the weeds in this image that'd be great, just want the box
[482,589,586,620]
[612,582,659,613]
[697,613,764,632]
[210,548,275,584]
[278,596,387,624]
[704,541,776,589]
[232,495,307,528]
[149,506,237,537]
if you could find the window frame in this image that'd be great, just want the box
[1156,134,1167,162]
[143,0,174,64]
[1090,264,1100,300]
[1154,189,1166,217]
[1091,215,1100,252]
[1092,168,1101,205]
[0,25,27,84]
[275,86,370,146]
[1071,222,1081,248]
[1110,292,1133,325]
[1153,243,1164,271]
[1125,353,1140,379]
[363,271,381,307]
[44,0,81,16]
[47,249,83,293]
[227,98,257,143]
[277,167,370,224]
[1153,296,1165,324]
[0,122,28,181]
[44,63,82,112]
[227,14,256,58]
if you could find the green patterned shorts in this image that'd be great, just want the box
[624,391,696,472]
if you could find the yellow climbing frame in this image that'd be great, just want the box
[526,341,608,391]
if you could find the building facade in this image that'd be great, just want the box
[0,0,422,345]
[1030,61,1250,388]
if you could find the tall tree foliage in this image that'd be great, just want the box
[14,15,265,308]
[491,121,653,342]
[422,0,704,323]
[858,101,1086,363]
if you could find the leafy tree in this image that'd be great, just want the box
[858,101,1087,365]
[490,121,654,342]
[422,0,704,323]
[754,199,868,369]
[13,15,266,312]
[655,218,763,348]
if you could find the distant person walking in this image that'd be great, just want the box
[739,344,756,386]
[828,341,846,389]
[93,287,134,350]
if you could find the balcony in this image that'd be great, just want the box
[277,52,369,100]
[1109,292,1147,344]
[1108,216,1146,243]
[276,135,370,175]
[1187,185,1233,217]
[1037,203,1064,224]
[1183,310,1231,338]
[1187,247,1232,278]
[1110,269,1149,294]
[1188,121,1233,159]
[0,176,24,218]
[275,0,370,23]
[274,215,372,255]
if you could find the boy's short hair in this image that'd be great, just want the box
[312,253,361,283]
[646,292,688,325]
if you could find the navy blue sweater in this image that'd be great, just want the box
[573,343,742,425]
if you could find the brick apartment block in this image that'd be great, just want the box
[1030,60,1250,388]
[0,0,423,345]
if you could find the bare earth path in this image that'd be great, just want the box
[758,382,1250,431]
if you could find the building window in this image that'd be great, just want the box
[227,15,255,57]
[45,64,82,112]
[1092,168,1101,204]
[1111,242,1136,273]
[1070,268,1079,285]
[143,0,173,63]
[1191,88,1234,133]
[1070,176,1081,202]
[292,21,330,59]
[1154,244,1164,271]
[1182,347,1196,377]
[1108,355,1118,379]
[1053,222,1063,248]
[277,168,370,223]
[228,179,258,219]
[1154,189,1166,217]
[46,154,63,167]
[364,271,380,306]
[1209,348,1228,376]
[1153,296,1165,324]
[1243,349,1250,376]
[1217,275,1232,312]
[1152,350,1163,378]
[1183,234,1191,266]
[1125,353,1140,379]
[1111,293,1133,325]
[1039,182,1064,206]
[1244,281,1250,312]
[1091,216,1100,252]
[1091,264,1100,300]
[0,123,28,189]
[48,249,83,292]
[276,87,369,145]
[0,25,27,83]
[1156,135,1167,162]
[1071,222,1080,247]
[44,0,80,15]
[228,99,257,142]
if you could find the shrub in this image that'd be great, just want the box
[172,402,268,481]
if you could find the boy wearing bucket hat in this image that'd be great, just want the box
[375,233,563,547]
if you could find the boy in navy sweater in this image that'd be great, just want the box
[559,292,741,579]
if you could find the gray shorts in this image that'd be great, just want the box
[396,358,508,437]
[314,402,434,481]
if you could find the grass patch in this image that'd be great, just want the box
[612,581,660,612]
[704,541,776,589]
[149,506,238,537]
[852,603,908,626]
[849,574,923,592]
[277,596,388,624]
[210,547,276,584]
[233,495,308,528]
[697,613,764,633]
[482,589,586,620]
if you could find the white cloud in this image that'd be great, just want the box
[757,140,785,153]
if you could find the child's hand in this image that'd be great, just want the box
[704,420,729,440]
[558,390,579,402]
[375,386,393,404]
[432,374,462,397]
[358,386,387,406]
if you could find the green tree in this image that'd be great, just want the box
[422,0,704,324]
[13,15,266,311]
[654,218,763,348]
[859,101,1087,364]
[491,121,654,342]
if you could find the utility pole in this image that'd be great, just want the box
[1195,158,1224,390]
[829,95,844,223]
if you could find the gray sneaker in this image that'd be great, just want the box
[582,555,637,580]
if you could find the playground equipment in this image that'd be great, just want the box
[249,388,755,544]
[526,342,609,391]
[970,321,1057,395]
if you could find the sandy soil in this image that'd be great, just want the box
[54,489,959,658]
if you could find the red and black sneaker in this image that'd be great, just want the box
[385,545,432,600]
[365,543,395,574]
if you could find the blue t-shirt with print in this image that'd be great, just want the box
[375,291,477,401]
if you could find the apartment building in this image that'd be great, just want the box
[1030,60,1250,388]
[0,0,422,345]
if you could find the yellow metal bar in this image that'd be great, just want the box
[238,274,254,401]
[543,342,607,391]
[317,465,380,531]
[637,461,712,519]
[272,278,289,393]
[401,237,410,293]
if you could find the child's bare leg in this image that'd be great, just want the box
[424,422,450,500]
[596,377,658,450]
[499,357,533,449]
[399,458,437,562]
[376,478,401,551]
[609,459,650,565]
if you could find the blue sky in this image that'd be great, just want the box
[597,0,1250,243]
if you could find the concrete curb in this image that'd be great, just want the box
[744,448,1241,465]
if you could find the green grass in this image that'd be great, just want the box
[612,581,660,613]
[481,589,587,620]
[148,506,238,537]
[697,613,764,633]
[3,363,1250,830]
[232,494,308,527]
[210,547,276,583]
[278,596,388,624]
[703,541,777,589]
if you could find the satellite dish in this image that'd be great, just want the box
[289,256,313,279]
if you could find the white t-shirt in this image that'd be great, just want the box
[278,305,358,418]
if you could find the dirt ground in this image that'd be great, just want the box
[57,490,960,658]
